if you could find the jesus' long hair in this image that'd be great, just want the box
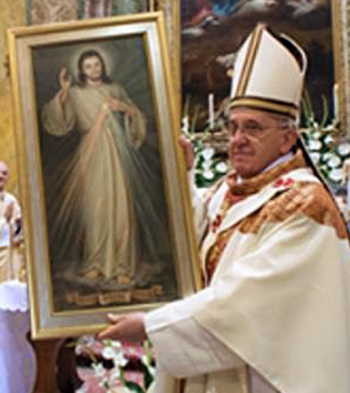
[77,49,112,85]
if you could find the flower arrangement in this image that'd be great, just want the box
[300,91,350,189]
[192,139,229,188]
[75,336,154,393]
[182,95,229,188]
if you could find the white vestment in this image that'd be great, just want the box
[0,191,22,283]
[145,151,350,393]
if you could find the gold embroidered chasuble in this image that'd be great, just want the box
[147,150,350,393]
[203,150,347,284]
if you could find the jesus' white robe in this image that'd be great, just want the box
[42,82,146,280]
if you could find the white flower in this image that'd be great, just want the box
[338,143,350,156]
[329,168,342,182]
[311,131,322,140]
[75,335,95,355]
[202,170,215,180]
[201,147,215,160]
[102,346,117,360]
[322,152,335,162]
[327,155,342,168]
[324,135,334,145]
[113,352,128,368]
[92,363,106,378]
[201,160,212,170]
[307,120,319,131]
[181,116,189,134]
[75,343,84,356]
[307,140,322,151]
[110,340,122,349]
[309,152,320,164]
[215,162,228,173]
[148,365,156,377]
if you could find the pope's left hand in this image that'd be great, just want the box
[97,312,147,342]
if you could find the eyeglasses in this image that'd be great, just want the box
[226,119,280,138]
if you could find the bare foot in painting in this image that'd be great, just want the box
[82,269,101,280]
[115,274,132,285]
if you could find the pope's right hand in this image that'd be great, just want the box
[179,134,195,171]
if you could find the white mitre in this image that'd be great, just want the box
[229,23,307,120]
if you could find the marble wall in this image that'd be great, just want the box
[0,0,25,195]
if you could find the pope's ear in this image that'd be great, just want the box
[280,130,298,155]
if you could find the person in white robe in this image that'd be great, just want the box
[42,49,147,284]
[97,24,350,393]
[0,161,23,283]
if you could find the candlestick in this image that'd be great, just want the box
[208,93,214,130]
[333,83,339,121]
[182,116,189,135]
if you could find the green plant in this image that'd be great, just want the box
[300,91,350,188]
[182,95,229,188]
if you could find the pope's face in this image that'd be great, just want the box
[0,162,9,192]
[227,108,297,178]
[81,56,103,84]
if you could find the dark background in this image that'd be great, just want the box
[180,0,333,129]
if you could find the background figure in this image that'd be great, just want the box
[42,49,146,285]
[0,161,23,283]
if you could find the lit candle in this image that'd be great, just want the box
[208,93,214,130]
[182,116,189,134]
[333,83,339,121]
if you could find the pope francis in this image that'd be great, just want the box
[98,23,350,393]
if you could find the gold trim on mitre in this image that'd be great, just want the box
[229,96,299,119]
[236,24,265,97]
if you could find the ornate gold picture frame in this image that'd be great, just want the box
[333,0,350,135]
[8,12,200,339]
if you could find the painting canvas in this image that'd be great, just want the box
[8,12,199,338]
[180,0,335,130]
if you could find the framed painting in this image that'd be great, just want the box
[155,0,181,112]
[333,0,350,135]
[180,0,337,130]
[8,12,200,339]
[157,0,350,134]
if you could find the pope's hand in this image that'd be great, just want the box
[179,134,195,170]
[97,312,147,342]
